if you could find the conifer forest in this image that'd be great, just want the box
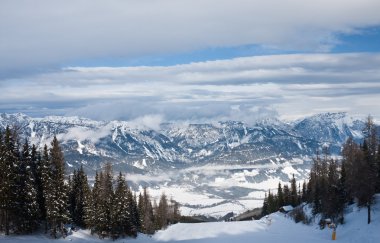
[0,126,180,239]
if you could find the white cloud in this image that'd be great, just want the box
[57,125,111,143]
[128,114,165,131]
[1,53,380,121]
[1,0,380,74]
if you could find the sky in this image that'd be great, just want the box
[1,0,380,124]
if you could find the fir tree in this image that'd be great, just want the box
[111,172,129,238]
[261,193,268,216]
[290,174,298,207]
[69,166,91,228]
[20,140,39,232]
[156,193,169,230]
[283,184,290,206]
[46,136,70,238]
[139,187,155,234]
[96,163,114,237]
[277,182,284,208]
[1,127,19,235]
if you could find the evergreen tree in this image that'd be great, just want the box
[290,174,298,207]
[96,163,114,236]
[20,140,39,232]
[267,190,277,213]
[0,127,19,235]
[301,181,307,203]
[38,144,51,232]
[46,136,69,238]
[90,171,102,234]
[69,166,91,228]
[377,144,380,193]
[156,193,169,229]
[111,172,129,238]
[126,190,140,236]
[277,182,284,208]
[283,184,291,206]
[261,193,268,216]
[168,197,180,224]
[139,187,155,234]
[0,130,6,233]
[324,159,340,219]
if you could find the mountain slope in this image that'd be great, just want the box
[0,112,366,217]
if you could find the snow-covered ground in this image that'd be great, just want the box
[2,195,379,242]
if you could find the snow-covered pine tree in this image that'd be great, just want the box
[71,165,91,228]
[111,172,129,238]
[90,171,102,234]
[96,163,114,237]
[126,188,139,236]
[1,127,20,234]
[46,136,69,238]
[20,140,39,233]
[139,187,155,234]
[37,144,51,232]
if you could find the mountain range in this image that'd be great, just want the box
[0,112,368,217]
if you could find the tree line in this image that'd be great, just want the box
[262,116,380,224]
[0,126,180,239]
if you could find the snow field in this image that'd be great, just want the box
[1,195,379,242]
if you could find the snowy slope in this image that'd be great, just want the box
[2,195,379,242]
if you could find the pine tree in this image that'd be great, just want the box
[20,140,39,232]
[324,159,340,219]
[277,182,284,208]
[139,187,155,234]
[168,197,180,224]
[290,174,298,207]
[111,172,129,238]
[301,181,307,203]
[1,127,19,235]
[283,184,290,206]
[46,136,70,238]
[38,144,51,232]
[126,190,139,236]
[377,144,380,193]
[261,193,268,216]
[156,193,169,229]
[96,163,114,237]
[90,171,102,234]
[69,166,91,228]
[0,129,6,233]
[267,190,277,213]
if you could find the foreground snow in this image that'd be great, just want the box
[2,195,379,243]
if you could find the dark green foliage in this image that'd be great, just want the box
[19,140,39,232]
[0,128,181,238]
[138,187,155,234]
[277,182,284,208]
[69,166,91,228]
[290,174,298,207]
[46,136,70,238]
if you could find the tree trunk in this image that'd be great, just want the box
[367,203,371,224]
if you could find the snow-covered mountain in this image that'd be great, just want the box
[0,112,366,217]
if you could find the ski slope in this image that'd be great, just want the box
[1,195,379,243]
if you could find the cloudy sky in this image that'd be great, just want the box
[1,0,380,123]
